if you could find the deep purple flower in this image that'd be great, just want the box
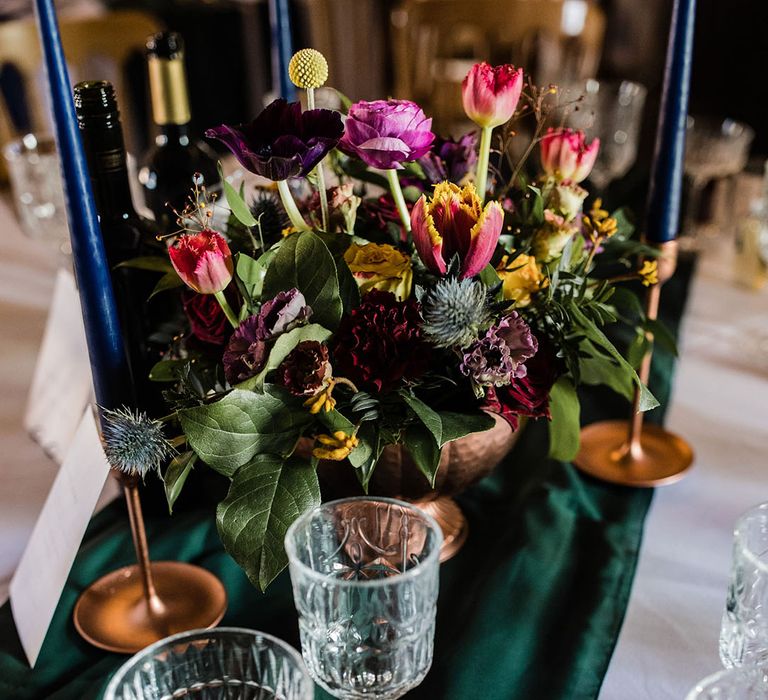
[278,340,330,396]
[206,99,343,181]
[419,133,478,184]
[339,99,435,170]
[257,288,312,339]
[223,316,269,384]
[460,313,538,396]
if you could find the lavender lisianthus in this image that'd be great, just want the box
[460,312,538,396]
[339,99,435,170]
[206,99,343,181]
[419,133,478,184]
[257,288,312,338]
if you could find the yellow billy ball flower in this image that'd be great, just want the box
[288,48,329,90]
[312,430,359,461]
[639,260,659,287]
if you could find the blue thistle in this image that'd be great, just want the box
[101,407,174,477]
[421,278,492,348]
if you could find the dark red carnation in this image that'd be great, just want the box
[483,341,559,428]
[279,341,330,396]
[332,290,429,394]
[182,290,232,346]
[222,315,268,384]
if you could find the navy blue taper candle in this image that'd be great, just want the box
[33,0,132,411]
[645,0,697,242]
[268,0,297,101]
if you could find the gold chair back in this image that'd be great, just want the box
[391,0,606,131]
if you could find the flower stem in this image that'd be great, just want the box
[214,290,239,328]
[476,126,493,204]
[305,87,330,231]
[277,179,311,231]
[385,168,411,232]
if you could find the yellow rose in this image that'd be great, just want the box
[343,242,413,300]
[496,252,548,307]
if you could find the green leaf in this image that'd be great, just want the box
[216,453,320,591]
[219,163,258,227]
[149,358,188,382]
[351,423,382,491]
[404,424,441,487]
[478,263,501,288]
[548,377,581,461]
[116,256,173,273]
[262,231,343,329]
[237,324,332,391]
[643,318,678,357]
[401,393,495,446]
[236,252,271,303]
[178,387,311,476]
[163,451,197,513]
[149,270,184,299]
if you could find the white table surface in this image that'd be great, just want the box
[1,190,767,697]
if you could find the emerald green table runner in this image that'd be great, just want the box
[0,260,694,700]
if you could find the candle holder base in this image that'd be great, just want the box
[73,561,227,654]
[574,419,693,487]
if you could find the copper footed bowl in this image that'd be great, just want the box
[316,414,521,501]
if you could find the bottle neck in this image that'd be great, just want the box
[148,56,192,130]
[80,127,137,220]
[156,122,191,146]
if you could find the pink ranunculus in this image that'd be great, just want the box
[539,128,600,183]
[169,229,233,295]
[410,182,503,279]
[462,62,524,129]
[339,99,435,170]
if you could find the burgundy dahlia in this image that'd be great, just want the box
[332,289,428,393]
[206,99,343,181]
[182,291,232,346]
[278,341,330,396]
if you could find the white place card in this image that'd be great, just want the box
[10,408,111,666]
[24,268,93,463]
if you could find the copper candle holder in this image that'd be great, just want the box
[73,472,227,654]
[574,241,694,487]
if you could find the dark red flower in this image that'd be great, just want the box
[222,316,269,385]
[359,194,411,242]
[278,341,330,396]
[483,341,559,428]
[182,291,232,346]
[332,290,428,393]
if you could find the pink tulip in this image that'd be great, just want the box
[539,128,600,183]
[462,62,524,129]
[169,229,234,294]
[410,182,503,279]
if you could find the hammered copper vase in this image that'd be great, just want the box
[316,414,522,561]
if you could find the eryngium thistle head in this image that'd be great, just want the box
[421,277,492,348]
[101,407,174,477]
[251,189,289,243]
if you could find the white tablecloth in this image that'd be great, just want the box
[1,190,767,697]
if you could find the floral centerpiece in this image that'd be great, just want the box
[125,51,661,590]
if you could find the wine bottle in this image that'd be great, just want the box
[140,31,220,231]
[73,80,165,413]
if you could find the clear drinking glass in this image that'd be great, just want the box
[285,497,443,700]
[3,133,70,258]
[104,627,315,700]
[686,667,768,699]
[564,79,647,191]
[720,503,768,669]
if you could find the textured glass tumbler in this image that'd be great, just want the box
[285,497,443,699]
[104,627,314,699]
[686,668,768,699]
[720,503,768,668]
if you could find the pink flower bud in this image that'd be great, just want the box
[539,128,600,183]
[462,62,524,129]
[169,229,234,294]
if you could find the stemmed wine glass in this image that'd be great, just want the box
[682,116,754,248]
[564,79,648,191]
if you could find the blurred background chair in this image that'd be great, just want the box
[0,8,162,180]
[390,0,605,133]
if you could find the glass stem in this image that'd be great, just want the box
[214,290,239,328]
[476,126,493,204]
[277,179,311,231]
[385,168,411,232]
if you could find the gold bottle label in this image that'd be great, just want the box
[148,57,191,125]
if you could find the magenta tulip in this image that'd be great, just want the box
[410,182,503,279]
[539,128,600,183]
[462,62,524,129]
[169,229,233,295]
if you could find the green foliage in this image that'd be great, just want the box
[216,453,320,591]
[219,163,258,227]
[163,450,197,513]
[236,251,273,307]
[116,256,173,273]
[149,271,184,299]
[547,377,580,461]
[262,231,343,329]
[404,424,441,486]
